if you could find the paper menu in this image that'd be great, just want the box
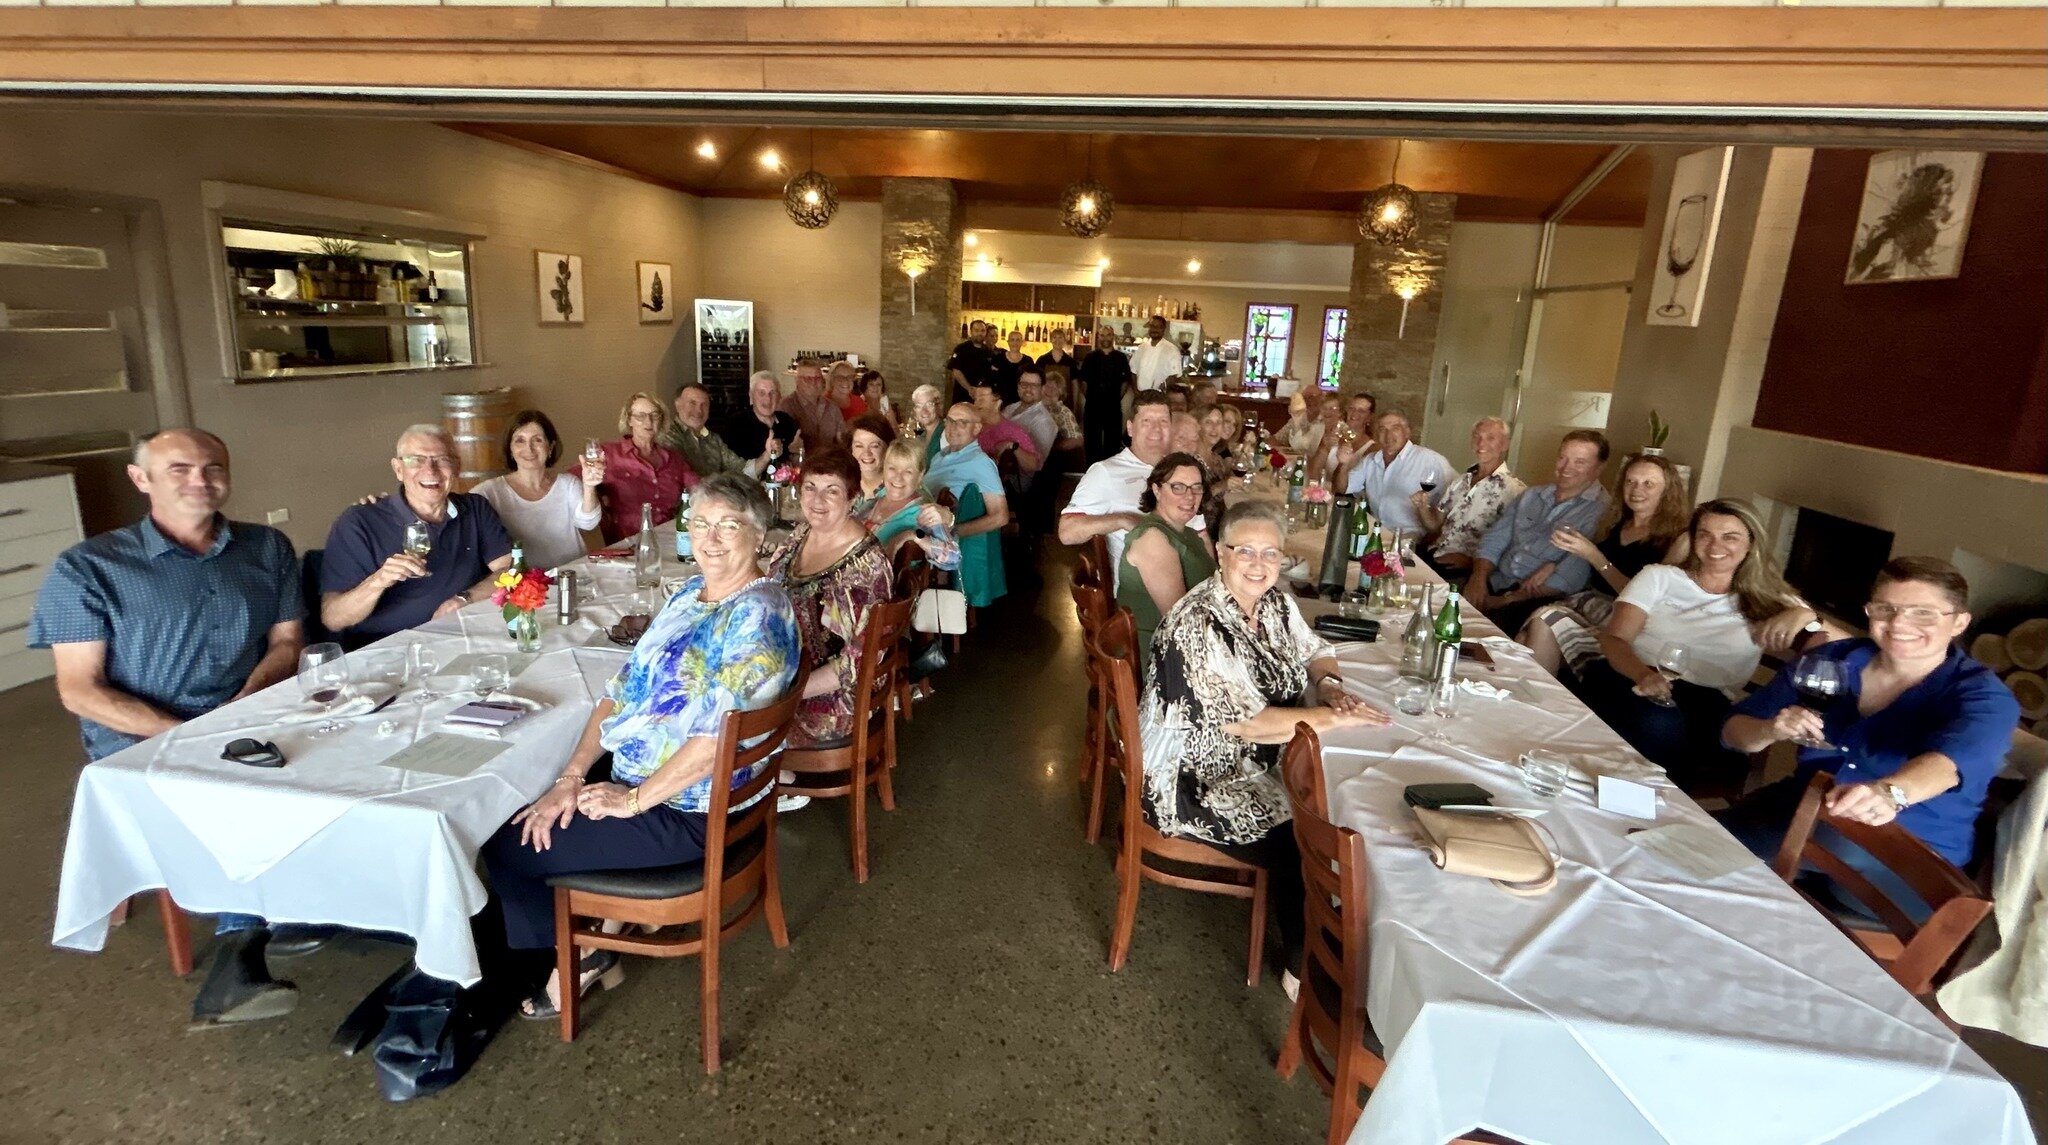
[377,733,512,779]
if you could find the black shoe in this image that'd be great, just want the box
[266,923,340,959]
[189,927,299,1030]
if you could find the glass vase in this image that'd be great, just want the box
[511,609,541,654]
[1369,575,1398,611]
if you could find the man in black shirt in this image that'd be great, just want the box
[947,320,993,403]
[1077,322,1135,463]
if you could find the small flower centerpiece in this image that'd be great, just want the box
[766,461,801,524]
[1360,531,1406,610]
[492,553,555,653]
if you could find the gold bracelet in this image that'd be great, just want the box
[627,787,641,817]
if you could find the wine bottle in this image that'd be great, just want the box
[1287,456,1307,505]
[424,271,440,303]
[1348,499,1373,560]
[1432,587,1464,679]
[674,488,694,561]
[635,502,660,590]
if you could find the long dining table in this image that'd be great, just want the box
[1255,488,2029,1144]
[50,532,692,986]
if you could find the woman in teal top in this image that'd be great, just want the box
[857,437,962,571]
[1117,452,1216,668]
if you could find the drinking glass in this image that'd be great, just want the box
[408,644,442,703]
[298,643,350,735]
[471,653,510,697]
[1518,749,1573,799]
[402,520,433,560]
[1424,680,1458,742]
[1394,680,1431,717]
[1789,654,1847,750]
[583,438,603,464]
[1646,645,1688,708]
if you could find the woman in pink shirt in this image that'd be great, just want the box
[588,392,696,544]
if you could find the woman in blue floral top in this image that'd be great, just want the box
[483,473,798,1019]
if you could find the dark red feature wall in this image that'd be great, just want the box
[1754,149,2048,475]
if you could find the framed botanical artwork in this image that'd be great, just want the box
[636,261,674,324]
[537,251,583,325]
[1846,150,1983,285]
[1645,146,1732,328]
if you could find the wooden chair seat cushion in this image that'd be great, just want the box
[547,835,765,900]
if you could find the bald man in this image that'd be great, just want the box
[30,428,310,1026]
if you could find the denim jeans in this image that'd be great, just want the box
[215,913,265,936]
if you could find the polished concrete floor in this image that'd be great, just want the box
[7,545,2046,1144]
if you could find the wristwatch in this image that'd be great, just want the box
[1881,782,1910,811]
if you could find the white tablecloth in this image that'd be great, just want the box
[51,537,692,985]
[1305,576,2030,1145]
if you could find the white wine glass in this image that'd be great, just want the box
[1647,645,1689,708]
[402,520,433,561]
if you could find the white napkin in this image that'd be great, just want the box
[1476,636,1527,658]
[268,682,399,727]
[1459,678,1512,701]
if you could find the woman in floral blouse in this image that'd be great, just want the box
[483,472,798,1018]
[1139,500,1390,993]
[767,447,895,749]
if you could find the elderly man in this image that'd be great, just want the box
[1351,410,1453,534]
[722,370,798,465]
[1003,366,1059,463]
[666,382,768,479]
[968,379,1043,478]
[779,359,848,452]
[1130,314,1185,393]
[1059,392,1195,587]
[1307,391,1377,491]
[927,402,1012,606]
[1467,429,1612,633]
[321,424,515,649]
[30,428,310,1026]
[1413,416,1526,577]
[1279,387,1328,453]
[1077,322,1135,462]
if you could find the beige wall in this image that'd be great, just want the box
[1428,220,1538,461]
[0,106,702,550]
[697,198,882,391]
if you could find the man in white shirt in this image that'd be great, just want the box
[1059,391,1195,585]
[1128,315,1185,393]
[1003,365,1059,462]
[1350,410,1453,533]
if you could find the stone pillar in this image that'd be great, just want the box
[1338,192,1456,437]
[879,178,963,405]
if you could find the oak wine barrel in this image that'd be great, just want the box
[442,388,514,492]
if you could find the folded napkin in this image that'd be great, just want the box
[271,682,399,727]
[1459,678,1513,701]
[1476,636,1527,658]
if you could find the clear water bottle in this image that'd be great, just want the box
[634,502,661,590]
[1400,585,1437,680]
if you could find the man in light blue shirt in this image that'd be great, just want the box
[1468,429,1612,633]
[1350,410,1453,533]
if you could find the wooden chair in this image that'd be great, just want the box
[1070,579,1115,843]
[1771,772,1994,1003]
[888,540,931,720]
[1099,610,1268,986]
[546,687,802,1073]
[1275,725,1506,1145]
[777,596,915,883]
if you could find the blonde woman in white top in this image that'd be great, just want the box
[471,409,603,570]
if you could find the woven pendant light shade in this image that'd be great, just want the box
[784,170,839,229]
[1059,179,1114,239]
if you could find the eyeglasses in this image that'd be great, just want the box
[1160,481,1204,497]
[627,411,662,423]
[1222,545,1285,565]
[398,454,455,470]
[944,417,982,429]
[686,517,755,540]
[1865,602,1958,627]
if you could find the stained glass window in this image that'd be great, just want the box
[1318,307,1347,389]
[1242,303,1295,388]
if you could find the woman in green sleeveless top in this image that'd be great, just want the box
[1117,452,1216,669]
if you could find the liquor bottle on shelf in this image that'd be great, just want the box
[423,271,440,303]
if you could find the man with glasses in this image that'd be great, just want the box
[30,428,311,1027]
[926,402,1012,607]
[780,358,848,453]
[320,424,514,649]
[1060,391,1198,589]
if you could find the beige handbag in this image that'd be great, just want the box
[1411,807,1559,896]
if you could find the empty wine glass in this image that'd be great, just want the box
[1789,654,1847,750]
[1647,644,1689,708]
[402,520,433,560]
[298,642,350,735]
[408,644,442,704]
[1658,193,1710,319]
[1424,679,1458,742]
[471,653,510,698]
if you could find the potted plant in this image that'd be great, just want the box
[1642,410,1671,456]
[309,237,368,301]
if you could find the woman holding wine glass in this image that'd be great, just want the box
[1573,499,1825,792]
[588,393,696,545]
[1718,557,2019,913]
[471,409,602,570]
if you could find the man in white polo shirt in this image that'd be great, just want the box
[1351,409,1452,533]
[1059,391,1195,587]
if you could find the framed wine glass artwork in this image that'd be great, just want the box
[1644,146,1732,328]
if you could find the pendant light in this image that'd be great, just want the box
[783,129,838,230]
[1059,138,1115,239]
[1358,139,1419,246]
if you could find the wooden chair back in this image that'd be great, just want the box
[1071,578,1111,635]
[704,684,806,866]
[1772,772,1993,995]
[849,596,914,758]
[1086,534,1111,585]
[889,539,930,605]
[1280,721,1331,819]
[1098,610,1145,829]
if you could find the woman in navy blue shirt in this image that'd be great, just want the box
[1719,556,2019,917]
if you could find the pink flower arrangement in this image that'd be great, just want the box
[1303,483,1331,504]
[1361,548,1405,581]
[768,462,799,485]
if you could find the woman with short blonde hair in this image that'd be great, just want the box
[589,391,695,544]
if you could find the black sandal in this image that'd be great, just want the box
[518,949,624,1020]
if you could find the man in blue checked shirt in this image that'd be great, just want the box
[30,428,315,1028]
[1466,429,1614,636]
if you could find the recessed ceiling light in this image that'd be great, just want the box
[1097,256,1112,269]
[758,148,782,171]
[964,233,979,248]
[695,140,718,160]
[1185,258,1202,274]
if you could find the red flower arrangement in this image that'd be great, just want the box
[1360,549,1405,581]
[492,566,554,619]
[1268,447,1288,471]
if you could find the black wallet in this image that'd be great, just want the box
[1403,782,1493,810]
[1311,615,1381,642]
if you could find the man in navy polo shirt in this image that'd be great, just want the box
[320,423,514,648]
[30,428,309,1027]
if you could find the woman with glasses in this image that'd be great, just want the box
[1116,453,1216,669]
[589,392,696,545]
[470,409,602,570]
[907,384,945,462]
[765,448,894,750]
[1574,499,1824,792]
[1720,556,2018,911]
[481,473,798,1018]
[1139,500,1392,995]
